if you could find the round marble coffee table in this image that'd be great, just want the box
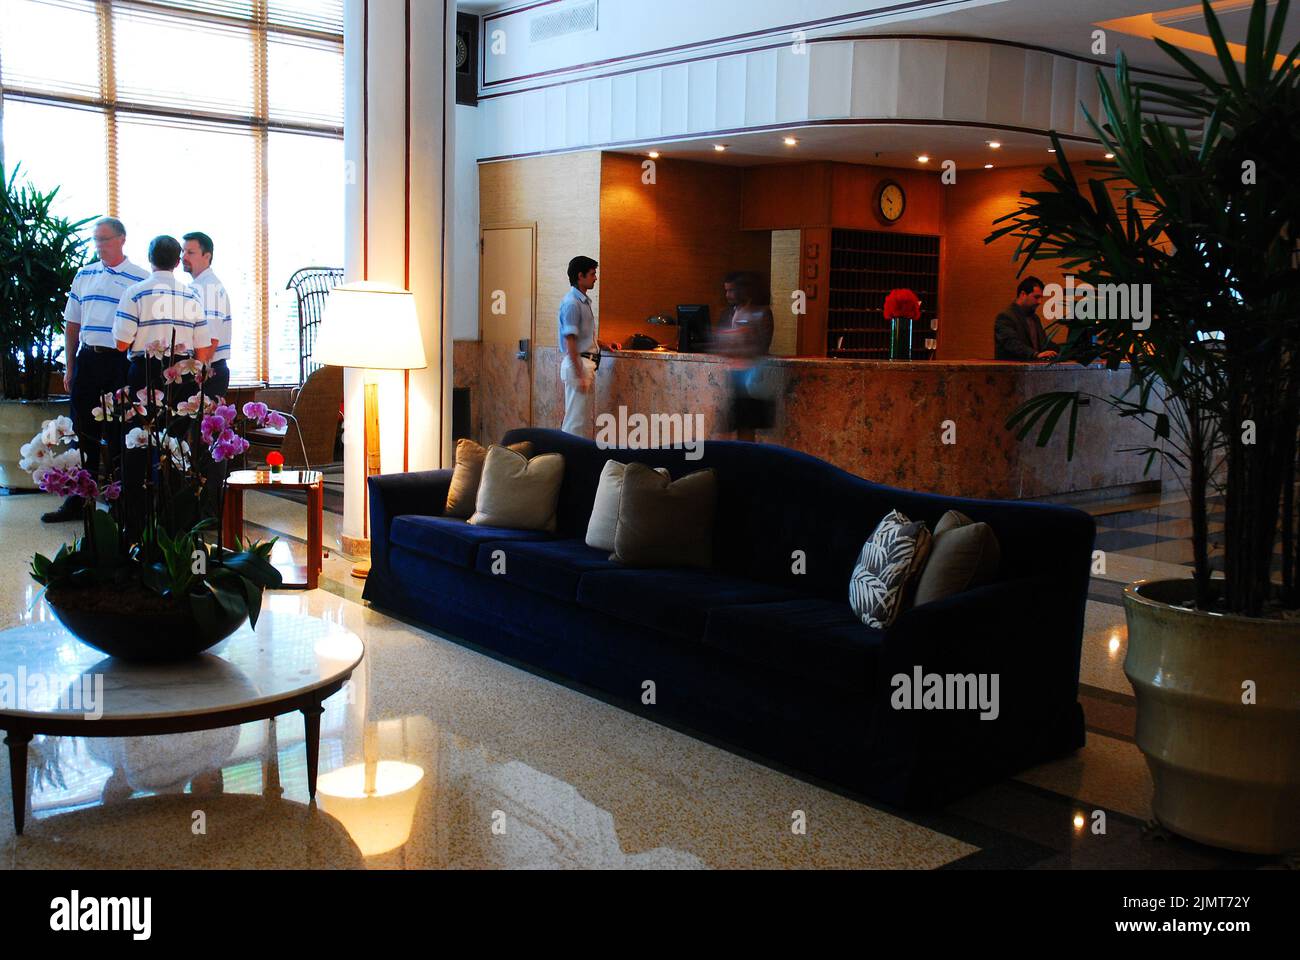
[0,610,364,835]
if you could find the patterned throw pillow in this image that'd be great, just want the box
[849,509,934,629]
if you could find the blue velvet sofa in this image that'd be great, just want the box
[362,428,1091,808]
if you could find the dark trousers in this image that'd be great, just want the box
[68,347,129,498]
[206,359,230,399]
[127,354,187,394]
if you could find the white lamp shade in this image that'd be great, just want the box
[312,281,428,370]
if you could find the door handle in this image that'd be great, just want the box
[516,338,530,361]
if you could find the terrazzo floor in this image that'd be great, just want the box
[0,486,1276,869]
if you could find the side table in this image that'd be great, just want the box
[222,469,324,589]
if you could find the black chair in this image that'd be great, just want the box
[286,266,345,386]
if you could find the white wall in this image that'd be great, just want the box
[342,0,456,546]
[479,0,1008,88]
[476,36,1108,160]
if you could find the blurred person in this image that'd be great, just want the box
[716,271,773,357]
[716,272,775,441]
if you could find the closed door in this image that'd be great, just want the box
[479,225,535,445]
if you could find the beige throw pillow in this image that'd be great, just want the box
[612,463,716,568]
[586,460,671,552]
[468,445,564,531]
[913,510,1001,605]
[445,438,533,518]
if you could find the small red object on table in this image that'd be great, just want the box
[222,469,324,589]
[267,451,285,474]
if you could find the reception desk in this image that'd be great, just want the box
[561,348,1167,501]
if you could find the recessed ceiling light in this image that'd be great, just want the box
[916,154,930,163]
[713,144,727,152]
[648,151,660,159]
[1047,147,1056,153]
[988,141,1002,149]
[783,137,798,147]
[984,163,994,169]
[1104,152,1116,159]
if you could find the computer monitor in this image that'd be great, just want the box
[676,304,711,353]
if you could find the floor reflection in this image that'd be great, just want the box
[16,707,704,869]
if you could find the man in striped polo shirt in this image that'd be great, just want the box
[112,235,213,539]
[182,231,232,398]
[112,235,214,390]
[42,217,147,523]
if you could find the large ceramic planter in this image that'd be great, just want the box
[1123,579,1300,855]
[45,586,247,661]
[0,397,68,490]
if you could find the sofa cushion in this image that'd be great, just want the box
[914,510,1001,606]
[390,515,552,569]
[473,538,621,601]
[576,568,799,640]
[470,446,566,532]
[586,459,670,552]
[849,509,933,629]
[613,463,717,568]
[703,599,886,694]
[445,439,534,519]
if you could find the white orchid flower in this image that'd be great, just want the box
[51,449,83,472]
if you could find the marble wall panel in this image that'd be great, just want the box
[472,343,1164,500]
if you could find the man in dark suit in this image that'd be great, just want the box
[994,276,1058,361]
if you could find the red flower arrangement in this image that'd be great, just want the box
[883,288,921,320]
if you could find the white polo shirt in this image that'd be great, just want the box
[188,268,232,363]
[112,270,207,357]
[64,258,149,349]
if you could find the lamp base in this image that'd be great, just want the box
[342,535,371,579]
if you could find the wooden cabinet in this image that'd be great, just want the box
[827,229,940,359]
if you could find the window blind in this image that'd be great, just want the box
[0,0,343,384]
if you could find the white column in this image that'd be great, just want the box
[342,0,456,551]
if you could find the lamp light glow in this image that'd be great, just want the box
[316,760,425,857]
[312,281,427,371]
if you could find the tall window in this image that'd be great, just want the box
[0,0,344,384]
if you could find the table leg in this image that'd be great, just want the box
[222,487,244,549]
[5,731,32,836]
[307,483,323,590]
[302,702,324,801]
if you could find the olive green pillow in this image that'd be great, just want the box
[913,510,1001,606]
[445,438,533,518]
[612,462,716,568]
[586,460,671,552]
[468,445,564,532]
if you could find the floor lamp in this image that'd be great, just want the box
[312,281,428,579]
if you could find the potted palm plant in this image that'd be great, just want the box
[0,164,88,489]
[990,0,1298,854]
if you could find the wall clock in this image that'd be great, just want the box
[876,180,906,223]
